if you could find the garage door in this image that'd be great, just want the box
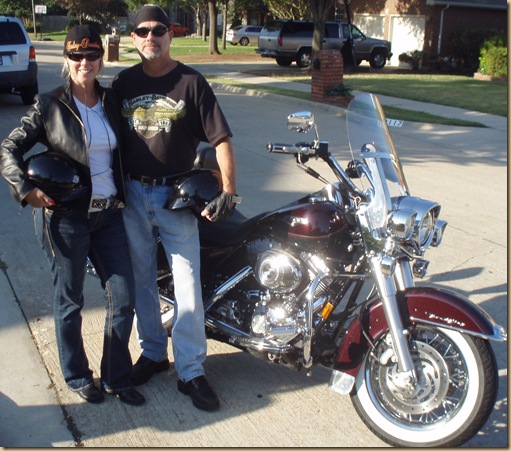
[389,15,425,66]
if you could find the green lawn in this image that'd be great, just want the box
[328,74,506,117]
[262,71,507,117]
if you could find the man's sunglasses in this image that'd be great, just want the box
[67,51,102,62]
[133,25,169,38]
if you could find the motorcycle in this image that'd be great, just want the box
[90,93,506,447]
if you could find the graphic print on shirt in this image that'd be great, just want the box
[121,94,186,139]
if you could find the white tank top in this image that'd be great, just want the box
[74,96,118,197]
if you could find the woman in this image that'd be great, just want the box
[0,25,144,406]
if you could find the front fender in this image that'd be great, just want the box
[333,286,506,377]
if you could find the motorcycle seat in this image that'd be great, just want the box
[199,209,265,246]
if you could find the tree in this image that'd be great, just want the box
[0,0,33,22]
[262,0,309,20]
[229,0,264,26]
[309,0,335,53]
[207,0,220,54]
[56,0,127,26]
[220,0,228,50]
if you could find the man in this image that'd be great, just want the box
[111,4,238,411]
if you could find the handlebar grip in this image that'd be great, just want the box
[267,143,300,153]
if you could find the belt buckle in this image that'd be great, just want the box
[89,195,109,212]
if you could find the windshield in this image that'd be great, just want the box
[346,93,409,229]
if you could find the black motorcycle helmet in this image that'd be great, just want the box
[25,151,87,203]
[166,169,222,214]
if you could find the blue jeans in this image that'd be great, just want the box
[123,180,206,382]
[35,207,135,391]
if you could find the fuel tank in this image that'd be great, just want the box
[258,200,352,256]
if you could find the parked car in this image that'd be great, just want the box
[226,25,262,46]
[256,20,392,69]
[169,21,189,37]
[0,15,38,104]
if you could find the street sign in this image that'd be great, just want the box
[35,5,47,14]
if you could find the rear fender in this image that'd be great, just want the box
[333,286,505,377]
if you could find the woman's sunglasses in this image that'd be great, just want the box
[67,51,102,62]
[133,25,169,38]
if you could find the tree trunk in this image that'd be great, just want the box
[309,0,335,52]
[208,0,220,54]
[221,0,228,50]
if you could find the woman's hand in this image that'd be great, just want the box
[24,188,55,208]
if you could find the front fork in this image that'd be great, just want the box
[370,256,417,380]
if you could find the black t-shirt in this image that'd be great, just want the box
[111,62,232,177]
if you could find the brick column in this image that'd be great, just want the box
[311,49,351,107]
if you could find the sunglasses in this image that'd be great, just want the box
[67,52,102,62]
[133,25,169,38]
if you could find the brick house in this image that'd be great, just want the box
[339,0,507,66]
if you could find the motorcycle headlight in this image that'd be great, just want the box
[431,219,448,247]
[418,209,436,247]
[387,209,417,240]
[394,197,441,251]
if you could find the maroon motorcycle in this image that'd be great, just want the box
[96,93,507,447]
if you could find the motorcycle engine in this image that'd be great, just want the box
[249,249,308,342]
[254,249,303,293]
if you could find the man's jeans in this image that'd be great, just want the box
[123,180,206,383]
[35,207,135,391]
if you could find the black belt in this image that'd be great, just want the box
[128,173,176,186]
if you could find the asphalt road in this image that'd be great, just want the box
[0,41,507,447]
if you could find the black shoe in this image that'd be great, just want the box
[177,376,220,411]
[103,387,145,406]
[131,355,170,386]
[76,385,104,404]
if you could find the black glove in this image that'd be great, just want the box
[203,191,242,222]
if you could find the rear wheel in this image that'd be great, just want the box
[296,48,312,68]
[159,287,174,335]
[351,325,498,447]
[276,57,293,67]
[157,241,174,335]
[20,81,38,105]
[239,37,249,46]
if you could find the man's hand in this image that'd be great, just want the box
[201,191,241,222]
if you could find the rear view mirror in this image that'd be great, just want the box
[287,111,315,133]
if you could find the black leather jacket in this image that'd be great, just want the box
[0,80,126,209]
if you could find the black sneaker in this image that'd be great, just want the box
[177,375,220,411]
[131,355,170,386]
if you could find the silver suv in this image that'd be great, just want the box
[0,15,38,104]
[256,20,392,69]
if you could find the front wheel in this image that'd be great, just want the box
[351,325,498,447]
[369,50,387,69]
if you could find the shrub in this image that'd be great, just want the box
[448,28,496,72]
[328,83,352,97]
[398,50,423,70]
[478,36,507,78]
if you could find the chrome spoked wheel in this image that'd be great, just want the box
[352,325,498,447]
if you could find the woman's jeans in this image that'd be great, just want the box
[35,207,135,391]
[123,180,206,383]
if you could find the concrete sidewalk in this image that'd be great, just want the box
[204,67,507,131]
[0,60,507,447]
